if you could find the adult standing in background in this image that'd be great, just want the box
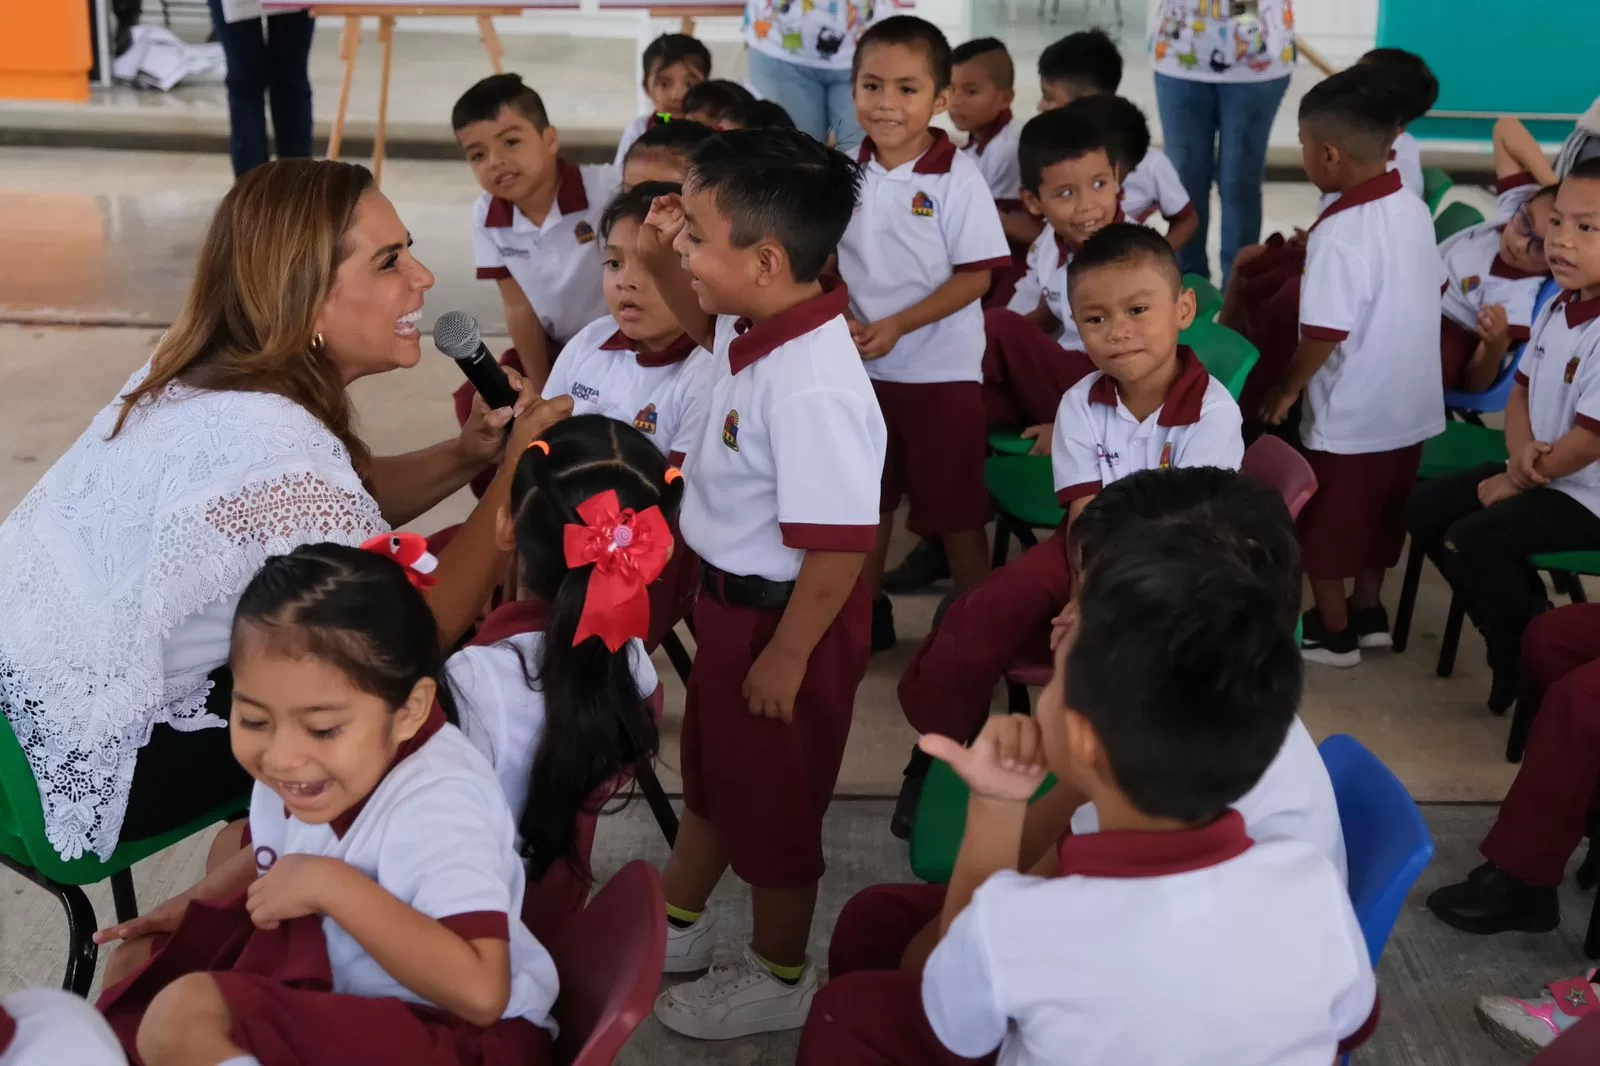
[744,0,877,151]
[1151,0,1296,284]
[208,0,316,177]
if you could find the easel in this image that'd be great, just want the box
[306,3,742,184]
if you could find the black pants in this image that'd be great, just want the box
[120,668,252,842]
[206,0,316,178]
[1406,464,1600,678]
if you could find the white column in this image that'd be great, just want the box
[1292,0,1378,69]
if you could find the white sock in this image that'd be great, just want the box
[218,1057,263,1066]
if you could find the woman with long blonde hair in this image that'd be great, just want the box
[0,158,570,863]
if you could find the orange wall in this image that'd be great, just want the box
[0,2,93,102]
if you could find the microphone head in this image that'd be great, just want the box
[432,311,482,361]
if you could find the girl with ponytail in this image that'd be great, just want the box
[448,414,681,931]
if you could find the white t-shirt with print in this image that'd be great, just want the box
[1150,0,1297,84]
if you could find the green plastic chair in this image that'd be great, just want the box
[1434,201,1486,243]
[1183,321,1259,402]
[911,762,1058,884]
[987,430,1035,456]
[1184,272,1224,322]
[1422,167,1454,215]
[985,454,1065,567]
[0,712,247,993]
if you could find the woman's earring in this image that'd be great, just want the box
[310,331,326,353]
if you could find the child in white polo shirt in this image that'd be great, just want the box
[838,16,1012,650]
[613,33,711,165]
[635,128,887,1039]
[1406,160,1600,711]
[620,119,715,190]
[1440,116,1558,392]
[453,73,622,394]
[95,542,559,1066]
[948,39,1032,243]
[802,513,1375,1066]
[1258,67,1445,668]
[1356,48,1437,201]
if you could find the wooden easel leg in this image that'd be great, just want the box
[328,15,361,161]
[477,15,504,73]
[374,15,395,184]
[679,15,696,34]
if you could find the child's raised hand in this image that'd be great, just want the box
[1477,304,1511,346]
[246,854,342,930]
[853,318,904,360]
[1048,600,1080,653]
[1020,423,1054,456]
[638,194,686,264]
[919,715,1048,804]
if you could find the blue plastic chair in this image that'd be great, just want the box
[1318,734,1434,967]
[1443,278,1562,418]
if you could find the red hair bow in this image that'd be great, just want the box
[361,532,439,590]
[563,490,672,651]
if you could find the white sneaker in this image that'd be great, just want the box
[654,946,818,1040]
[663,908,718,974]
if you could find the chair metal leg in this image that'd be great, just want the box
[0,857,99,996]
[633,759,679,847]
[1015,524,1039,551]
[111,868,138,924]
[1561,570,1591,604]
[991,517,1011,569]
[1506,693,1535,763]
[1436,594,1465,678]
[1392,539,1426,654]
[660,628,694,688]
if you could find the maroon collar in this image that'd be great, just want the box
[1558,289,1600,329]
[856,128,957,175]
[327,702,448,838]
[1085,346,1209,426]
[482,159,588,228]
[728,280,851,374]
[1489,253,1546,281]
[966,110,1013,156]
[600,327,698,368]
[471,598,550,647]
[1056,208,1127,266]
[0,1006,13,1056]
[1057,808,1252,878]
[1310,169,1403,232]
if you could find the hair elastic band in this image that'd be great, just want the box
[360,532,439,590]
[664,466,683,484]
[527,439,551,455]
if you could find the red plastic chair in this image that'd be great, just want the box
[548,859,667,1066]
[1241,435,1319,520]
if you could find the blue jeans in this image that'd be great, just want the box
[207,0,316,177]
[1154,72,1290,286]
[747,48,862,152]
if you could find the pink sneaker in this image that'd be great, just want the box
[1476,970,1600,1052]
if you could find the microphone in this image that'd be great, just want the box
[432,311,520,411]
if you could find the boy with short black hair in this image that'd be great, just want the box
[682,79,757,129]
[620,117,715,188]
[838,14,1012,650]
[1036,28,1197,250]
[1258,66,1445,666]
[635,128,887,1039]
[730,97,796,130]
[1357,47,1439,199]
[802,498,1374,1065]
[613,32,711,164]
[453,73,621,400]
[949,38,1024,217]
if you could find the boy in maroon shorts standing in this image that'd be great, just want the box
[636,128,886,1039]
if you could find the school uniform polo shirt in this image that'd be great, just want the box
[1439,172,1548,342]
[1299,169,1446,454]
[838,130,1012,384]
[922,811,1377,1066]
[960,110,1023,208]
[1006,211,1127,352]
[1071,716,1348,883]
[1516,290,1600,518]
[1392,131,1424,201]
[679,283,888,583]
[1120,147,1195,230]
[472,160,622,344]
[1051,348,1244,504]
[247,712,559,1030]
[542,315,716,463]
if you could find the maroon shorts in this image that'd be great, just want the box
[796,969,994,1066]
[680,580,871,888]
[1440,314,1480,393]
[874,380,993,536]
[981,308,1095,430]
[1297,444,1425,580]
[828,882,947,977]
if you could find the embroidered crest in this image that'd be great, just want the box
[1567,356,1581,385]
[1159,441,1174,469]
[574,221,597,245]
[1461,276,1481,295]
[722,410,740,451]
[634,403,659,435]
[911,191,936,218]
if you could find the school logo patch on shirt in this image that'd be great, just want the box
[1461,276,1482,295]
[496,245,531,259]
[911,191,936,218]
[722,410,740,451]
[574,221,597,245]
[1159,441,1174,469]
[1567,356,1581,385]
[634,402,659,434]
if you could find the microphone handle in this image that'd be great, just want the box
[458,343,521,411]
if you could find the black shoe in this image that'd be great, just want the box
[872,594,897,654]
[1300,608,1360,668]
[1426,862,1560,935]
[1488,642,1520,715]
[890,748,932,840]
[882,538,950,594]
[1347,600,1392,650]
